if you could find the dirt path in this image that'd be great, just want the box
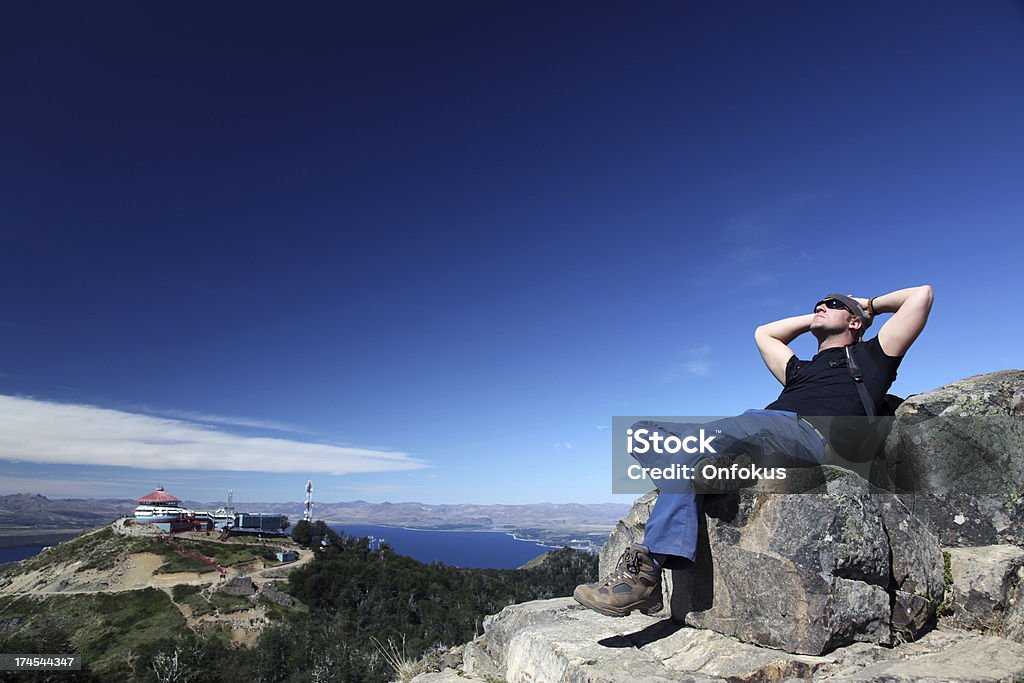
[0,552,223,596]
[118,553,166,589]
[246,548,315,579]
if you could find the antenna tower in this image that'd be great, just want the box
[303,480,313,522]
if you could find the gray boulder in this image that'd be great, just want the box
[825,631,1024,682]
[601,468,944,655]
[944,545,1024,643]
[466,597,1024,682]
[481,597,824,682]
[258,581,294,606]
[461,640,502,680]
[883,370,1024,545]
[219,576,256,596]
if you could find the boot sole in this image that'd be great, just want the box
[573,589,663,618]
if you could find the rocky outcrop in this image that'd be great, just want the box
[600,371,1024,656]
[413,597,1024,682]
[219,576,256,596]
[413,372,1024,682]
[258,581,294,607]
[883,370,1024,546]
[943,545,1024,643]
[462,640,502,679]
[602,469,944,655]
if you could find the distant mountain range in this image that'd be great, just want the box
[269,499,631,551]
[0,493,136,547]
[0,494,629,550]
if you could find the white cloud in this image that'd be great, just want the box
[126,405,307,434]
[663,345,714,380]
[0,395,427,476]
[683,360,712,377]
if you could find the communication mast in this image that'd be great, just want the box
[303,480,313,522]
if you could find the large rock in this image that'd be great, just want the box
[444,597,1024,682]
[883,370,1024,545]
[480,597,829,682]
[219,576,256,596]
[944,545,1024,643]
[461,640,501,680]
[258,581,294,606]
[601,468,944,655]
[825,631,1024,682]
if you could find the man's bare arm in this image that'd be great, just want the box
[754,314,814,385]
[853,285,934,357]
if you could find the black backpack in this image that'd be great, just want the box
[843,346,906,488]
[844,346,904,418]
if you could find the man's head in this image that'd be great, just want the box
[811,293,868,342]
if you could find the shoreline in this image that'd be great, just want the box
[324,522,563,550]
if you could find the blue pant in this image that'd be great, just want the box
[631,409,826,562]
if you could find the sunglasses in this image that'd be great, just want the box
[814,298,850,313]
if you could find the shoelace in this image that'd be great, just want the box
[601,548,641,585]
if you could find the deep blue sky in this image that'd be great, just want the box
[1,1,1022,506]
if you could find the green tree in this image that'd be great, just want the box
[291,519,312,547]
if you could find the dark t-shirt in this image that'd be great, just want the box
[765,337,902,416]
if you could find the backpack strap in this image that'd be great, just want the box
[844,345,877,418]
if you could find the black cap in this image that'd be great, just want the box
[820,293,871,334]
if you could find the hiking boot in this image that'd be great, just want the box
[573,545,663,617]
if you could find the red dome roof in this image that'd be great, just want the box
[137,487,181,504]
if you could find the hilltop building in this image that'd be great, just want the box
[231,513,288,535]
[132,487,287,536]
[134,487,197,532]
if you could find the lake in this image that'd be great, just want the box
[0,545,47,565]
[329,524,556,569]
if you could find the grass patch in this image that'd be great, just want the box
[13,527,116,573]
[0,588,186,680]
[172,583,202,601]
[151,538,277,574]
[153,553,219,575]
[937,550,955,616]
[174,539,261,567]
[184,589,216,618]
[371,635,425,683]
[183,592,216,617]
[177,588,253,616]
[209,592,252,614]
[257,593,306,620]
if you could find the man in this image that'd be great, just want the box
[574,285,934,617]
